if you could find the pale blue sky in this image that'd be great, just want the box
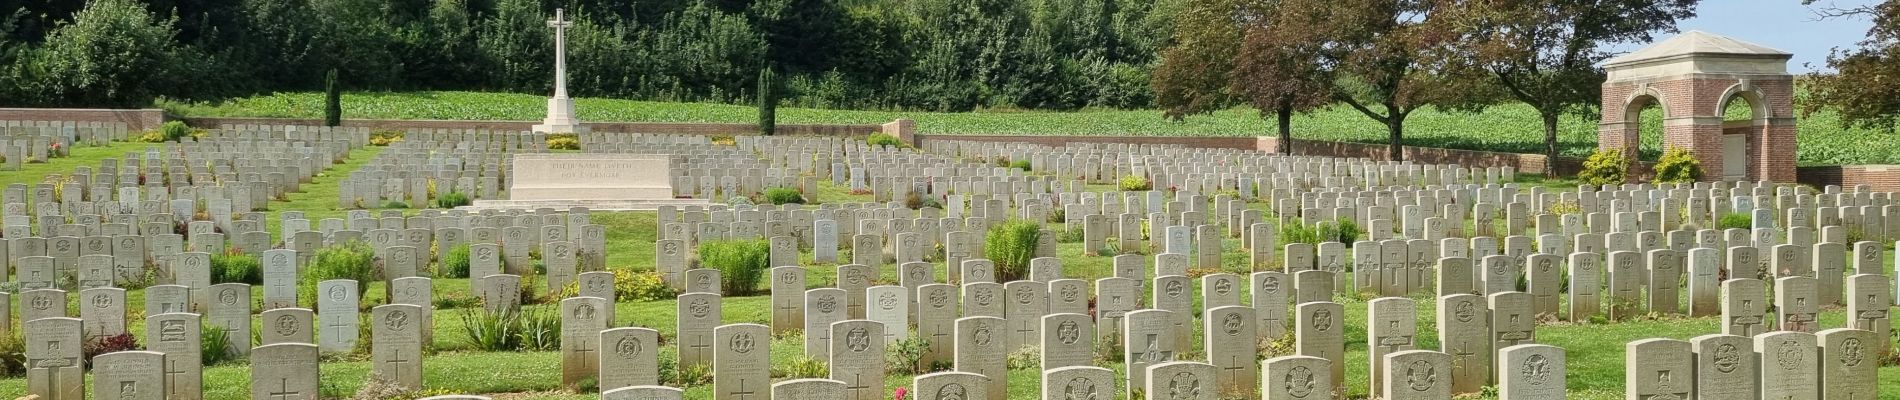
[1607,0,1879,72]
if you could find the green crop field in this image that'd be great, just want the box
[163,91,1900,166]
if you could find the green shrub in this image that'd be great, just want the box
[458,309,523,351]
[615,269,678,302]
[303,240,379,298]
[985,220,1041,281]
[0,330,23,376]
[1652,147,1703,184]
[435,192,471,209]
[1719,213,1752,230]
[1119,175,1151,191]
[323,68,342,127]
[1333,218,1363,243]
[382,200,410,209]
[160,121,192,142]
[201,322,236,365]
[439,244,471,278]
[886,334,928,375]
[867,133,902,147]
[1009,160,1031,171]
[777,356,829,379]
[138,130,166,143]
[764,188,805,205]
[1281,218,1361,245]
[759,66,779,136]
[1578,149,1627,186]
[546,133,580,150]
[210,251,262,285]
[517,306,562,351]
[1006,346,1041,370]
[697,239,771,295]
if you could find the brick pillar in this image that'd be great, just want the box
[1677,123,1724,182]
[882,119,916,146]
[1761,118,1798,182]
[1598,121,1640,160]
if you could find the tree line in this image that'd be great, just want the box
[0,0,1170,111]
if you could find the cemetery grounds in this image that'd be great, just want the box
[1,140,1898,400]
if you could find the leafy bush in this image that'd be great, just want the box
[517,306,562,351]
[160,121,192,142]
[202,322,236,365]
[764,188,805,205]
[439,244,471,278]
[211,251,262,284]
[435,192,471,209]
[381,200,410,209]
[1009,160,1032,171]
[697,240,771,295]
[985,220,1041,281]
[1578,149,1627,186]
[615,269,678,302]
[369,130,404,146]
[867,133,902,147]
[1280,218,1361,245]
[0,331,22,376]
[546,133,580,150]
[1119,175,1151,191]
[777,356,829,379]
[303,240,379,298]
[1006,346,1041,370]
[82,333,142,368]
[886,334,929,375]
[459,309,524,351]
[138,131,167,143]
[1652,147,1703,184]
[1719,213,1753,230]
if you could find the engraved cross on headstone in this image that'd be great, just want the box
[268,377,299,400]
[846,372,874,399]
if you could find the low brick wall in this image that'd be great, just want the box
[1797,165,1900,192]
[0,108,167,131]
[1266,138,1557,174]
[178,116,882,136]
[914,133,1264,151]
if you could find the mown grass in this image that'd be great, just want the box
[162,90,1900,165]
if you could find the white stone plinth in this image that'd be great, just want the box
[508,154,673,200]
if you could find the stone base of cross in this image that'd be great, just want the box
[533,97,587,133]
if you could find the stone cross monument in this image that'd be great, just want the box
[534,8,586,133]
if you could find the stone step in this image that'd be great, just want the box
[461,198,712,212]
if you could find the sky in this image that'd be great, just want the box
[1606,0,1880,72]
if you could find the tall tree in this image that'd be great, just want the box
[1152,0,1330,153]
[1274,0,1487,161]
[1803,1,1900,132]
[1441,0,1696,176]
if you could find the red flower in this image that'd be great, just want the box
[894,387,907,400]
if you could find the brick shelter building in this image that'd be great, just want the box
[1599,31,1796,182]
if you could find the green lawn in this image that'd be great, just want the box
[162,90,1900,165]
